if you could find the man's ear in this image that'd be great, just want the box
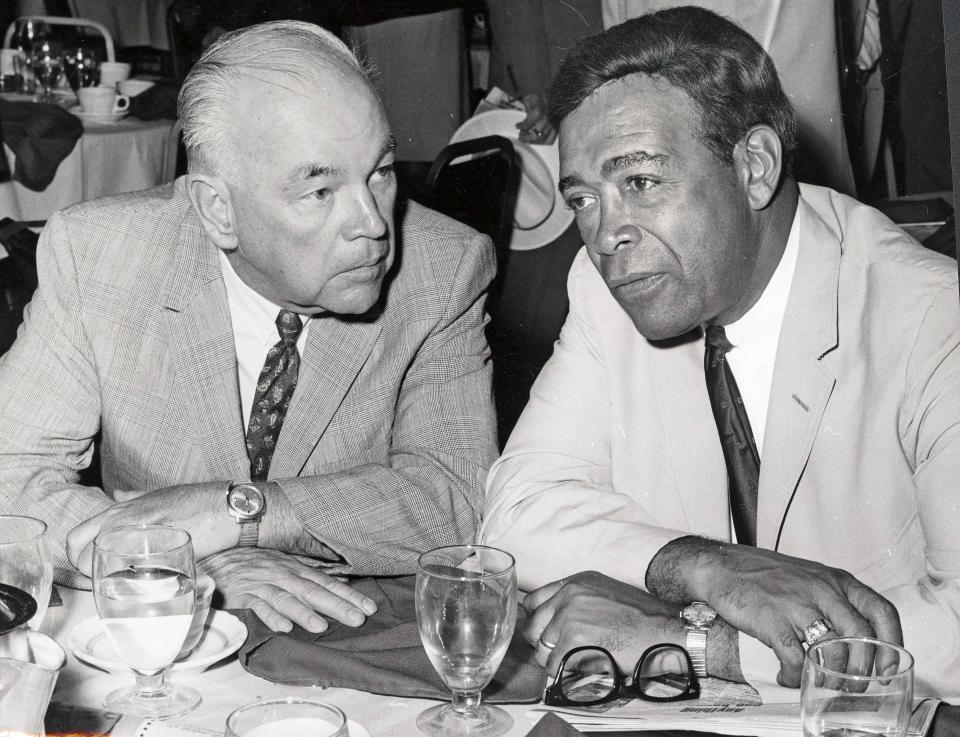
[734,125,783,210]
[185,173,239,251]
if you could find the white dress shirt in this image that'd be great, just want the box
[217,250,311,432]
[722,211,800,457]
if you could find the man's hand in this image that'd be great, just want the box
[646,537,903,687]
[522,571,685,675]
[516,92,557,145]
[199,548,377,633]
[66,482,232,577]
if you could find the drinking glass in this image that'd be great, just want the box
[31,40,64,104]
[61,47,99,95]
[415,544,517,737]
[225,698,349,737]
[92,524,201,717]
[0,516,53,631]
[801,637,914,737]
[13,19,49,94]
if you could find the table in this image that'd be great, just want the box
[0,113,175,222]
[45,587,547,737]
[43,588,958,736]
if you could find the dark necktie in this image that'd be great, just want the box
[245,309,303,481]
[704,325,760,546]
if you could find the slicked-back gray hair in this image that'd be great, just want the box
[178,20,373,179]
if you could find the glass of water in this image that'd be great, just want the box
[93,524,200,717]
[415,545,517,737]
[0,516,53,631]
[801,636,914,737]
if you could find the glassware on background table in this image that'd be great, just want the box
[415,544,517,737]
[92,524,201,718]
[31,39,63,104]
[801,636,914,737]
[225,698,349,737]
[62,46,99,96]
[13,18,49,95]
[0,516,53,631]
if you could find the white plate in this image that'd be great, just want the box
[68,610,247,678]
[348,721,371,737]
[68,105,129,126]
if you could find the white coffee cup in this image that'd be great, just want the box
[97,61,131,88]
[78,86,129,116]
[118,78,154,97]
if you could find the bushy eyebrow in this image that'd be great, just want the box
[285,134,398,189]
[559,149,668,193]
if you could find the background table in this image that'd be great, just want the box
[0,114,176,222]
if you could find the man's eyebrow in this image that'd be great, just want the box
[288,162,343,185]
[377,135,397,162]
[558,174,585,192]
[601,150,668,176]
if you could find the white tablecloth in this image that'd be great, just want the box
[0,114,175,222]
[46,588,544,737]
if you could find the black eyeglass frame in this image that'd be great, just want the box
[543,643,701,708]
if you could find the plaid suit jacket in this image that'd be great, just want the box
[0,178,497,585]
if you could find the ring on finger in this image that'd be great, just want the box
[802,617,834,646]
[532,129,543,138]
[538,633,557,651]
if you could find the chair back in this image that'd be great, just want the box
[3,15,114,61]
[424,135,519,261]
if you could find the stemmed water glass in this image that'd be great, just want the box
[92,524,201,718]
[31,39,63,104]
[12,19,49,94]
[0,516,53,631]
[415,545,517,737]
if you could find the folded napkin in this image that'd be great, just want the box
[235,575,546,703]
[0,100,83,191]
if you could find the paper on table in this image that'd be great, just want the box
[527,685,941,737]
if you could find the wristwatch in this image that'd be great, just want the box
[680,601,717,678]
[226,481,265,548]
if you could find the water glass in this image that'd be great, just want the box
[0,629,66,736]
[31,40,63,104]
[801,637,914,737]
[415,545,517,737]
[225,698,349,737]
[62,47,99,94]
[93,524,200,718]
[0,516,53,631]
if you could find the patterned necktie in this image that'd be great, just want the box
[703,325,760,546]
[245,309,303,481]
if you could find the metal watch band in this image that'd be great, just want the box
[685,628,708,678]
[237,519,260,548]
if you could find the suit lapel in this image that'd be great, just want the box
[161,208,250,483]
[269,315,382,478]
[757,191,840,549]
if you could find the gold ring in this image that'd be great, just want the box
[803,617,833,646]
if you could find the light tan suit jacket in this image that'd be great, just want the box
[0,179,498,587]
[482,185,960,698]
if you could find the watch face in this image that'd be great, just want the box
[229,485,264,518]
[682,601,717,627]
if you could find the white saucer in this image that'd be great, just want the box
[348,721,371,737]
[68,610,247,678]
[69,105,129,126]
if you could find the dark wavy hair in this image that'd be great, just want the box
[548,5,798,175]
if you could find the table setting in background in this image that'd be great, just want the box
[0,16,175,222]
[0,518,953,737]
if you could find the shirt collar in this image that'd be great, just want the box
[724,208,801,354]
[217,250,306,349]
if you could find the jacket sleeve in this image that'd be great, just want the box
[0,213,113,589]
[275,229,499,576]
[887,281,960,698]
[481,251,689,591]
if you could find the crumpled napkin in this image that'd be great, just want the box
[0,99,83,191]
[235,574,546,703]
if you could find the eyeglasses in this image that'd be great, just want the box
[543,643,701,707]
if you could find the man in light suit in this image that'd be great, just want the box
[0,21,497,633]
[481,7,960,698]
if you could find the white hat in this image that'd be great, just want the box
[448,109,574,251]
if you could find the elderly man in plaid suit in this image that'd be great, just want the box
[0,21,497,632]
